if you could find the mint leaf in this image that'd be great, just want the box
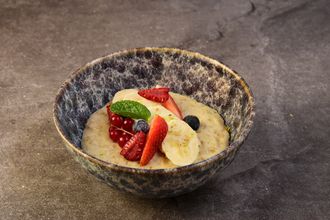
[110,100,151,120]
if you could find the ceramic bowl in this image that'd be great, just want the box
[53,47,255,198]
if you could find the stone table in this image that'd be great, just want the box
[0,0,329,219]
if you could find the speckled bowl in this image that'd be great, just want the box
[53,47,255,198]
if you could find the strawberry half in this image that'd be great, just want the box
[140,115,168,166]
[162,95,183,119]
[120,131,146,161]
[138,87,170,103]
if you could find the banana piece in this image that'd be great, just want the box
[112,89,159,110]
[111,89,200,166]
[112,89,139,103]
[146,104,200,166]
[161,118,200,166]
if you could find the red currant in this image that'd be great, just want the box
[118,136,126,147]
[122,131,132,140]
[110,114,123,127]
[122,118,134,132]
[109,127,122,142]
[118,132,132,147]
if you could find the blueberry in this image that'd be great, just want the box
[183,115,200,131]
[133,119,150,133]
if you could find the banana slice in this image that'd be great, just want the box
[111,89,200,166]
[161,118,200,166]
[112,89,139,103]
[112,89,159,110]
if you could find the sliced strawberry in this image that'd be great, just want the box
[162,95,183,119]
[138,88,170,103]
[120,131,146,161]
[140,115,168,166]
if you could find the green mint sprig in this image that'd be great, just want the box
[110,100,151,120]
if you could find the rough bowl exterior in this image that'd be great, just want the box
[53,47,255,198]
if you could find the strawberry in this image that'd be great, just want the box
[120,131,146,161]
[140,115,168,166]
[138,87,170,103]
[162,95,183,119]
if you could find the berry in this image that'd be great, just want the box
[110,114,123,127]
[138,87,170,103]
[109,126,122,142]
[118,132,132,147]
[133,120,150,133]
[140,115,168,166]
[122,118,134,132]
[120,131,146,161]
[162,95,183,119]
[183,115,200,131]
[118,136,127,148]
[122,131,132,141]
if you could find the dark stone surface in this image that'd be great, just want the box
[0,0,329,219]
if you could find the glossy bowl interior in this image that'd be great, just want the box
[53,47,255,198]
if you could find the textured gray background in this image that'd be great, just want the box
[0,0,329,219]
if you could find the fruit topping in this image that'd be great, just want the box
[138,87,170,103]
[120,131,146,161]
[122,118,134,132]
[161,119,200,166]
[118,132,132,148]
[110,113,123,127]
[162,95,183,119]
[183,115,200,131]
[110,100,151,120]
[133,119,150,133]
[140,115,168,166]
[122,131,132,140]
[109,126,122,142]
[117,136,127,148]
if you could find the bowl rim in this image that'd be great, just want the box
[53,47,255,174]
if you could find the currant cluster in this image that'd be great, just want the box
[108,110,135,147]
